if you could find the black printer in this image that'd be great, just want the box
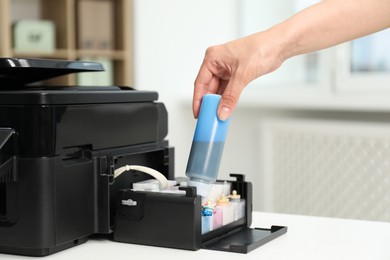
[0,58,286,256]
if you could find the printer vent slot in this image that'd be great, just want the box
[0,183,5,219]
[0,181,18,226]
[0,128,18,182]
[0,158,16,182]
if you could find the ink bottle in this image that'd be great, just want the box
[186,94,230,197]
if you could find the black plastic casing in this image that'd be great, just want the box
[114,174,287,254]
[0,85,174,256]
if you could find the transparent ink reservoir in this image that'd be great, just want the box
[186,94,230,197]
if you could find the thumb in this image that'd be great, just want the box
[217,80,244,121]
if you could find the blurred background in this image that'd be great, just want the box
[2,0,390,222]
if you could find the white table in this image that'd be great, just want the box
[1,212,390,260]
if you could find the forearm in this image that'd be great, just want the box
[269,0,390,60]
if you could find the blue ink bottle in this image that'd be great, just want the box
[186,94,230,197]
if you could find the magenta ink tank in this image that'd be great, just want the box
[186,94,230,197]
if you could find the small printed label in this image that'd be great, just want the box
[121,199,137,206]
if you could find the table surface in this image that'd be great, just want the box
[1,211,390,260]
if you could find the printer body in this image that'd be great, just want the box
[0,58,286,256]
[0,88,173,256]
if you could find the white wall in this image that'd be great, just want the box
[132,1,390,218]
[133,0,243,180]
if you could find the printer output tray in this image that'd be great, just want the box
[202,226,287,253]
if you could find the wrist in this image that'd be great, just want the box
[266,23,298,62]
[248,26,291,76]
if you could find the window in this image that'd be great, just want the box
[239,0,327,93]
[240,0,390,101]
[336,29,390,94]
[351,31,390,73]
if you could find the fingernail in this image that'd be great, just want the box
[218,106,231,121]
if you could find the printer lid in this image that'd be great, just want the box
[0,58,159,105]
[0,57,104,86]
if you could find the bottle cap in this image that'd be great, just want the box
[201,199,216,216]
[229,190,241,201]
[217,194,229,206]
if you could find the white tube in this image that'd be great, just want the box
[114,165,168,190]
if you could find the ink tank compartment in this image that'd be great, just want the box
[113,174,287,253]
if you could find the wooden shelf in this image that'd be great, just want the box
[12,49,71,59]
[0,0,12,57]
[0,0,133,86]
[11,49,129,61]
[77,49,128,60]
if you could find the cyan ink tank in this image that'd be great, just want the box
[186,94,230,197]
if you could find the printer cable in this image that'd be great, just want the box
[114,165,168,190]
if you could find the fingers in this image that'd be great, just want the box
[217,75,245,121]
[193,61,245,121]
[193,64,212,118]
[193,64,222,118]
[194,44,246,120]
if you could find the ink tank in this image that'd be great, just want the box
[186,94,230,197]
